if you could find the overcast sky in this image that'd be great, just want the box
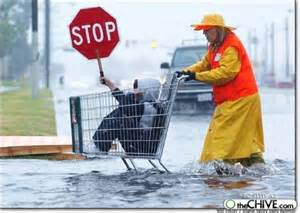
[38,0,295,87]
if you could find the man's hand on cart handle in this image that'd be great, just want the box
[183,71,195,81]
[175,71,184,78]
[176,70,195,81]
[100,77,117,91]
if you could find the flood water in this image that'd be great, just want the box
[0,88,295,208]
[0,157,295,208]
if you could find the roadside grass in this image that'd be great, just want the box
[0,87,57,136]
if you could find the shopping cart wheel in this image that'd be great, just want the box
[148,160,159,169]
[158,160,171,173]
[148,160,170,173]
[129,159,137,171]
[121,158,132,171]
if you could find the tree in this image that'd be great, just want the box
[0,0,31,80]
[0,0,18,57]
[9,38,32,80]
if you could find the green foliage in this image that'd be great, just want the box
[9,35,32,80]
[0,0,18,57]
[0,0,32,79]
[0,18,17,57]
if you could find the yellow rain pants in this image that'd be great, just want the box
[200,93,264,162]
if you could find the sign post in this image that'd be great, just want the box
[96,49,105,83]
[69,7,119,81]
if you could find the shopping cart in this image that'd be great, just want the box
[70,73,183,172]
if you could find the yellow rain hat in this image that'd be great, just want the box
[191,14,236,31]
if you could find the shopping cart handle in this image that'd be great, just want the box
[175,71,190,81]
[176,74,190,82]
[175,71,184,78]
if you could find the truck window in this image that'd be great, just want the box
[172,47,207,67]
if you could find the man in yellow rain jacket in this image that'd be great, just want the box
[177,14,265,168]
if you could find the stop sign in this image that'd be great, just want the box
[69,7,119,59]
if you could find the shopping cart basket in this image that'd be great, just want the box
[70,73,182,172]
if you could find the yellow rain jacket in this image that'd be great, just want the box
[184,47,264,162]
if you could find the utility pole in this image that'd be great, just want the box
[285,16,289,78]
[264,25,269,74]
[31,0,39,98]
[45,0,50,88]
[248,31,252,60]
[252,29,258,65]
[261,25,269,87]
[270,22,275,78]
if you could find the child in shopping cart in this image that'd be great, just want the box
[93,76,166,156]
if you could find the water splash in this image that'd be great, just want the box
[181,159,282,177]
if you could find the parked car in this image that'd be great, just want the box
[160,44,214,114]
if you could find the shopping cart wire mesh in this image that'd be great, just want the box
[70,73,182,172]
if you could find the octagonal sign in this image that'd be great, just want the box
[69,7,119,59]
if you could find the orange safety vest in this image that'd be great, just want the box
[208,32,258,105]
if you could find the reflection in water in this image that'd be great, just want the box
[0,158,295,208]
[204,178,253,189]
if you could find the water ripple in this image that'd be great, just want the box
[0,159,295,208]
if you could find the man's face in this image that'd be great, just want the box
[203,27,218,43]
